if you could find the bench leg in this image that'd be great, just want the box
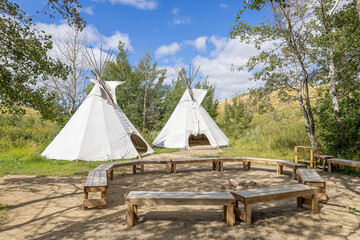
[328,163,332,173]
[311,194,319,214]
[244,204,252,225]
[83,190,89,210]
[140,163,144,174]
[166,162,170,174]
[320,183,327,203]
[297,197,303,208]
[226,204,235,226]
[219,160,223,172]
[292,168,297,180]
[297,173,301,184]
[101,190,107,209]
[132,165,136,174]
[126,204,136,227]
[110,169,114,180]
[171,163,177,173]
[277,164,283,175]
[223,205,227,221]
[213,161,216,170]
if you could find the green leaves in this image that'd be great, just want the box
[0,0,70,119]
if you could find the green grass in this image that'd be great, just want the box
[153,148,181,154]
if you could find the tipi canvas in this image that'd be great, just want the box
[41,46,153,161]
[153,88,229,149]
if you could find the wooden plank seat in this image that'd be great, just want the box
[328,158,360,173]
[297,168,327,202]
[124,191,236,227]
[277,160,307,179]
[231,184,320,225]
[83,170,108,209]
[141,159,172,174]
[170,158,221,173]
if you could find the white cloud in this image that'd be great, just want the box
[219,3,229,8]
[187,36,208,52]
[192,36,261,100]
[36,23,133,52]
[170,7,193,26]
[155,42,181,59]
[109,0,158,10]
[82,5,94,15]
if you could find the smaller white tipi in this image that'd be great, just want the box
[153,66,229,149]
[41,47,154,161]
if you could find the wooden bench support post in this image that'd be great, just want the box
[311,194,319,214]
[140,163,144,174]
[219,160,223,172]
[226,204,235,226]
[126,204,137,227]
[171,163,177,173]
[83,191,89,210]
[244,204,252,225]
[132,165,136,174]
[297,197,303,208]
[212,161,216,170]
[277,164,283,175]
[166,162,170,174]
[110,169,114,180]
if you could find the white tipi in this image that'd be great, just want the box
[153,66,229,149]
[41,47,154,161]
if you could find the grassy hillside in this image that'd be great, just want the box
[215,90,313,160]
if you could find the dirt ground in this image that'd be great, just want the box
[0,149,359,240]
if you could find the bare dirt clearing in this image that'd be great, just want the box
[0,151,359,239]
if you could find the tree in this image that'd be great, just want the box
[41,26,88,116]
[224,94,253,136]
[0,0,85,118]
[104,43,166,131]
[136,49,167,131]
[231,0,319,147]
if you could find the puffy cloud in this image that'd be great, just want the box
[108,0,158,10]
[36,23,132,51]
[187,36,208,52]
[155,42,181,59]
[192,36,261,100]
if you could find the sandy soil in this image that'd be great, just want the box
[0,150,359,240]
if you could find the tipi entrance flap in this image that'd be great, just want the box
[130,134,148,155]
[188,133,211,147]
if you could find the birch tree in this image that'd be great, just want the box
[231,0,319,147]
[41,26,88,116]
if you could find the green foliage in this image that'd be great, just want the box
[0,1,71,119]
[315,86,360,159]
[104,42,166,131]
[223,93,253,137]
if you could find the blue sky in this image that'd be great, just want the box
[19,0,265,100]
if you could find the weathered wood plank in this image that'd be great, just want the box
[83,199,106,208]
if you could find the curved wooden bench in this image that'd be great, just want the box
[83,157,307,209]
[328,158,360,172]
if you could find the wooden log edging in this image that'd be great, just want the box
[83,157,307,209]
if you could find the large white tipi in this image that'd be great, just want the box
[153,66,229,149]
[41,47,154,161]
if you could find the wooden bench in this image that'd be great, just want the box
[83,171,108,209]
[328,158,360,173]
[297,168,327,202]
[170,158,221,173]
[231,184,319,225]
[277,161,307,179]
[124,191,236,227]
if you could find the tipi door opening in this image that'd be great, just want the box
[130,134,148,155]
[188,134,211,148]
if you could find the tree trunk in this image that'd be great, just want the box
[291,57,317,148]
[328,50,345,129]
[357,0,360,22]
[142,76,147,131]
